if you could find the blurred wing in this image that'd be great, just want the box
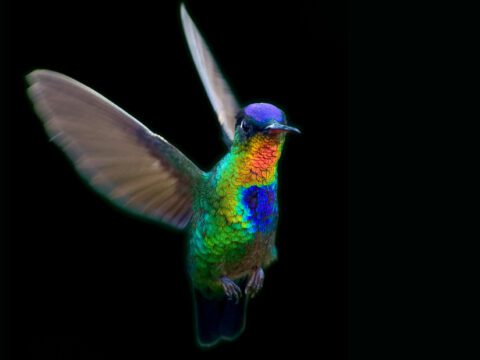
[181,4,240,147]
[27,69,205,229]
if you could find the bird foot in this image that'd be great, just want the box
[245,267,264,298]
[219,275,242,303]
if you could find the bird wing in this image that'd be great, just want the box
[180,4,240,147]
[27,69,205,229]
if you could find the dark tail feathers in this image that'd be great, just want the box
[194,288,247,347]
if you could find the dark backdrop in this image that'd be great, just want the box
[1,0,347,358]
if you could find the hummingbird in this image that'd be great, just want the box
[26,4,300,347]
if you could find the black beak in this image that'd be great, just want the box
[264,123,301,134]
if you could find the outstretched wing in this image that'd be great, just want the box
[181,4,240,147]
[27,70,205,229]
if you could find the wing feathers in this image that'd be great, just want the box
[180,4,240,146]
[27,69,204,229]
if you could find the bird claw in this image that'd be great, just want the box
[245,267,264,298]
[220,276,242,303]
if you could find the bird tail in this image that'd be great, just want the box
[193,287,247,347]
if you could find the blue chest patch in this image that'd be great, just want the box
[241,185,278,233]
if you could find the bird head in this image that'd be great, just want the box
[233,103,300,146]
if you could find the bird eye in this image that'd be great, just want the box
[241,120,251,133]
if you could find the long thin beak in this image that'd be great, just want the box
[265,123,301,134]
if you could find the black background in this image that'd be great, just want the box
[1,0,347,359]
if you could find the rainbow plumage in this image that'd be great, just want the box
[189,129,285,296]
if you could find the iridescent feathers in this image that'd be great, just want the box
[241,185,278,233]
[243,103,286,125]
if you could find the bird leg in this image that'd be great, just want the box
[245,267,264,298]
[219,275,242,302]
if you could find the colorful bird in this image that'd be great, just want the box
[26,4,300,347]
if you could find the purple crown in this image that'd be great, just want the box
[244,103,286,124]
